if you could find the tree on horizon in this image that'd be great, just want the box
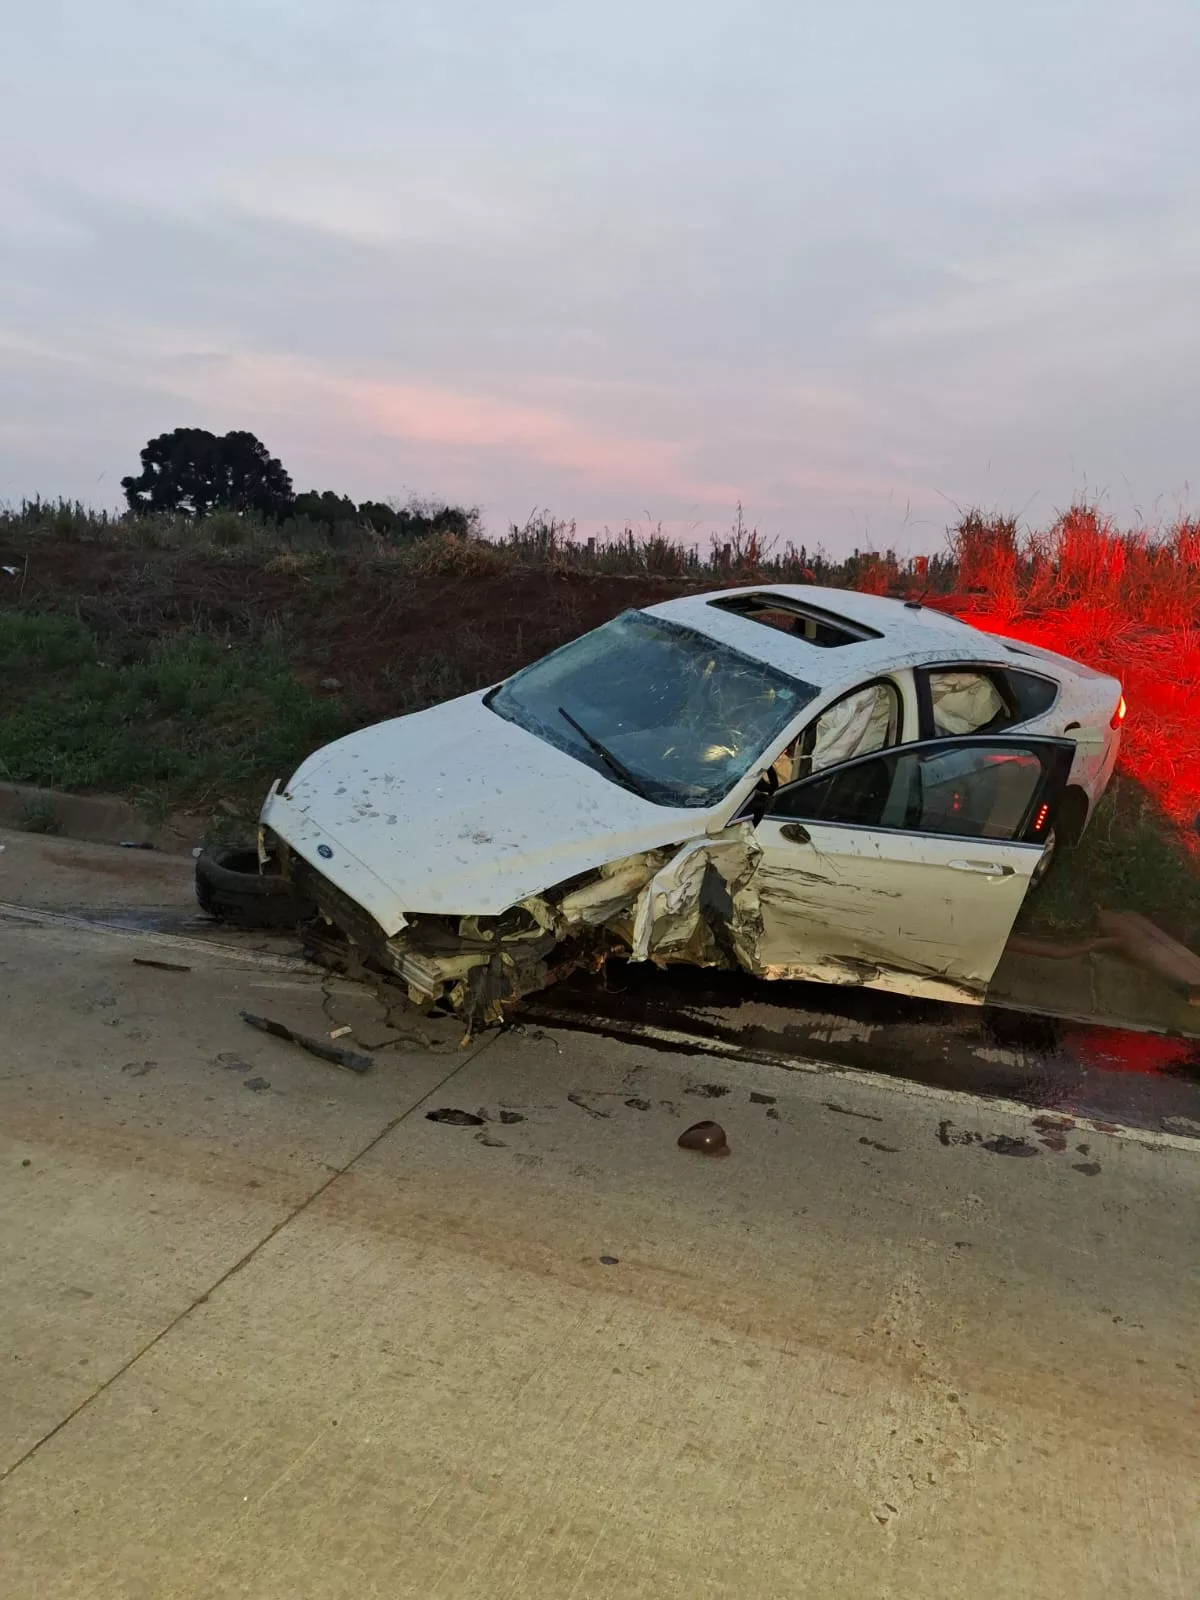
[121,428,295,518]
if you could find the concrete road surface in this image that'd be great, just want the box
[0,836,1198,1598]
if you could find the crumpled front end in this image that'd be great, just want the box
[274,822,766,1028]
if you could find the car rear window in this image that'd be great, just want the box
[707,593,882,647]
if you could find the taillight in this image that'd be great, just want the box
[1110,693,1126,731]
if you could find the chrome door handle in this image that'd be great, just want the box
[779,823,811,844]
[948,860,1014,877]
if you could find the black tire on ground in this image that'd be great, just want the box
[195,847,313,930]
[1028,826,1058,893]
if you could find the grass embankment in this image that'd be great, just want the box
[1,499,1197,946]
[0,609,351,826]
[0,504,707,837]
[1023,778,1200,950]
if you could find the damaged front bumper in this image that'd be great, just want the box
[264,818,766,1025]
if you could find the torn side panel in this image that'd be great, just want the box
[625,823,764,970]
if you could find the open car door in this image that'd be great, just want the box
[750,735,1076,1004]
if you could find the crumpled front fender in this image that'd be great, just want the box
[627,823,763,970]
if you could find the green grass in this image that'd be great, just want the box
[1018,776,1200,950]
[18,796,64,835]
[0,609,354,816]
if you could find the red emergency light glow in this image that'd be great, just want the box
[944,601,1192,851]
[1033,802,1050,834]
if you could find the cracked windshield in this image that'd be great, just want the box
[487,609,818,806]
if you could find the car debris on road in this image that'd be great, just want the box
[201,585,1125,1026]
[240,1011,373,1073]
[678,1120,731,1156]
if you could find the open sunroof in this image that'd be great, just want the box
[707,592,883,648]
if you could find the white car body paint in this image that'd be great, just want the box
[629,825,762,967]
[753,817,1047,1003]
[260,690,708,934]
[259,584,1124,1012]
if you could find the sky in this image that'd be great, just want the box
[2,0,1198,554]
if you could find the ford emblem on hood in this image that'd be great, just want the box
[317,844,333,859]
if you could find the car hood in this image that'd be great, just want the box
[261,690,709,929]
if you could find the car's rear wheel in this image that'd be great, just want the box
[1029,826,1058,892]
[195,847,313,929]
[1027,786,1088,894]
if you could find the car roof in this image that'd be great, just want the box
[640,584,1062,692]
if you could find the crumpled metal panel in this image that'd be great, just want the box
[628,824,763,970]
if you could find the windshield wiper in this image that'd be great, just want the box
[557,705,653,802]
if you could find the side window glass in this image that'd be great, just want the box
[774,743,1045,840]
[916,747,1042,837]
[928,670,1008,736]
[781,680,900,784]
[1001,668,1058,721]
[775,749,896,827]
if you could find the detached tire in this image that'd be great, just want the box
[195,847,312,930]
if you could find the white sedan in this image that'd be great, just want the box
[256,586,1125,1021]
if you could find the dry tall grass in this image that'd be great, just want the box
[949,507,1200,836]
[951,506,1200,633]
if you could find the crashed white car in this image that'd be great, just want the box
[256,587,1125,1021]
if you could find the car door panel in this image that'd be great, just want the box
[754,822,1043,1002]
[751,735,1074,1004]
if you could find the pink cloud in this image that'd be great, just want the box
[169,349,748,504]
[145,344,930,521]
[340,376,735,499]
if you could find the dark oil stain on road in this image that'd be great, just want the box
[981,1134,1040,1158]
[521,959,1200,1139]
[56,907,1200,1140]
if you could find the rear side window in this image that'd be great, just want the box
[927,671,1008,736]
[924,666,1057,738]
[1001,668,1058,721]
